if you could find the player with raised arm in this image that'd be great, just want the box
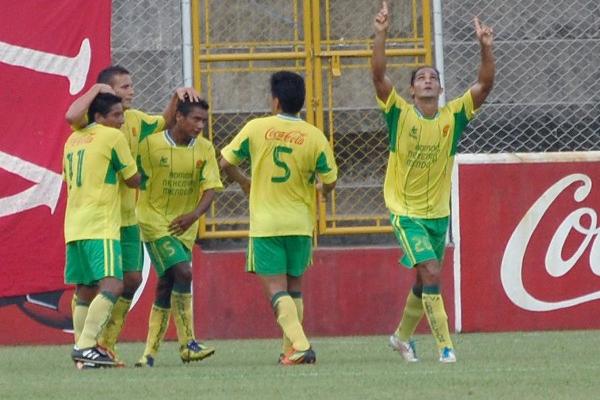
[372,1,494,363]
[134,98,222,367]
[64,93,141,368]
[220,71,338,365]
[65,66,200,364]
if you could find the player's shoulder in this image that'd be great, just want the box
[141,129,166,144]
[85,123,123,139]
[194,135,216,151]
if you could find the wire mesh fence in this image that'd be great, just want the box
[111,0,184,114]
[110,0,600,239]
[443,0,600,153]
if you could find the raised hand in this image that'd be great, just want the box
[474,16,493,47]
[374,1,390,33]
[175,87,201,102]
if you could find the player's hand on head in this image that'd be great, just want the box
[96,83,116,95]
[374,1,390,33]
[474,16,493,46]
[175,87,201,102]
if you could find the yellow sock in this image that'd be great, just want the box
[171,291,195,347]
[282,294,303,354]
[395,289,424,341]
[142,304,171,357]
[272,292,309,352]
[76,292,116,349]
[98,296,132,351]
[422,292,453,350]
[72,299,89,344]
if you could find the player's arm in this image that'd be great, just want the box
[124,173,141,188]
[163,87,202,128]
[372,1,393,102]
[219,158,251,196]
[113,133,140,188]
[316,181,336,197]
[168,189,216,236]
[469,17,495,110]
[65,84,115,128]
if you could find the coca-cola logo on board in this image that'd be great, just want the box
[501,174,600,311]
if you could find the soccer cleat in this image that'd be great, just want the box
[180,339,215,363]
[279,347,316,365]
[439,347,457,363]
[97,345,125,367]
[134,354,155,368]
[389,335,418,362]
[71,346,117,367]
[74,361,101,370]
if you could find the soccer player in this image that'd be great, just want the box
[65,65,200,363]
[220,71,338,365]
[371,1,495,363]
[134,98,222,367]
[64,92,141,368]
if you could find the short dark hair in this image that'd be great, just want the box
[176,98,209,117]
[97,65,130,85]
[270,71,305,114]
[410,66,441,86]
[88,93,122,123]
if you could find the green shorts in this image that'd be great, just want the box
[121,225,143,272]
[247,236,312,277]
[390,214,448,268]
[65,239,123,285]
[144,236,191,277]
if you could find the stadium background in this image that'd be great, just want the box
[113,0,600,238]
[0,0,598,345]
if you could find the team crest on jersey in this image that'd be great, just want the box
[442,125,450,137]
[409,126,418,139]
[195,160,205,169]
[159,156,169,167]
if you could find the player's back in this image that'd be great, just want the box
[243,114,335,237]
[63,123,127,242]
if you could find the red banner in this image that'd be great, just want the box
[0,1,112,297]
[455,153,600,331]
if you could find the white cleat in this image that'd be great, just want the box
[439,347,457,363]
[389,335,418,362]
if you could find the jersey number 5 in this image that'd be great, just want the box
[65,149,85,188]
[271,145,293,183]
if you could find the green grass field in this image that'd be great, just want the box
[1,331,599,400]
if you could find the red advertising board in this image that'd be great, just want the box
[454,153,600,332]
[0,1,112,297]
[0,246,455,345]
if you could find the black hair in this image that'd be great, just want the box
[270,71,305,114]
[87,93,123,123]
[176,98,209,117]
[97,65,130,85]
[410,66,441,86]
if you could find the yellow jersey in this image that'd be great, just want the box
[137,131,223,249]
[221,114,337,237]
[63,123,137,242]
[119,109,165,226]
[377,88,476,218]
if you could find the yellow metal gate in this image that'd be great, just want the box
[192,0,432,238]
